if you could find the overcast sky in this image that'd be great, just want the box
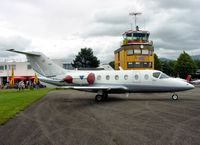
[0,0,200,63]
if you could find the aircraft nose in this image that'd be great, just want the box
[186,83,195,90]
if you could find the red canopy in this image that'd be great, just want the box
[28,76,35,80]
[9,76,26,80]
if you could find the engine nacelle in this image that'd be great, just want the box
[63,73,95,85]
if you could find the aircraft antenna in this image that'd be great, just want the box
[129,12,142,30]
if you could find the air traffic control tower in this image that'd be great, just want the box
[114,13,154,70]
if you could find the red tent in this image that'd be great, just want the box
[9,76,26,80]
[28,76,35,80]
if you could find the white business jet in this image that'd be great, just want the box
[7,49,194,102]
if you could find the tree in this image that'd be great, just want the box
[109,61,115,69]
[194,59,200,69]
[154,53,162,70]
[161,60,175,76]
[72,48,100,68]
[174,51,197,79]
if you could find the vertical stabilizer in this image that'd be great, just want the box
[7,49,66,77]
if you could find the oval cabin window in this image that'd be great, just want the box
[115,75,119,80]
[144,74,149,80]
[135,74,139,80]
[106,75,110,80]
[124,75,128,80]
[97,75,101,80]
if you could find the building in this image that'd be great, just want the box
[114,28,154,70]
[0,59,74,85]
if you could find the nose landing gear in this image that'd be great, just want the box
[172,93,178,100]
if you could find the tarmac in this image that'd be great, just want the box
[0,88,200,145]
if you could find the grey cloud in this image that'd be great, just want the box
[0,36,31,51]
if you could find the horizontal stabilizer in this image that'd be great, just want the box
[7,49,41,56]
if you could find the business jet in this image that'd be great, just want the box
[7,49,194,102]
[187,75,200,85]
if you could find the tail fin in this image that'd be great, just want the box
[7,49,66,77]
[186,75,191,83]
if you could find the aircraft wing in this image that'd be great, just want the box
[62,85,128,91]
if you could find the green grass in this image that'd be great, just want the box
[0,88,53,125]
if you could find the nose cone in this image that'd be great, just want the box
[186,83,195,90]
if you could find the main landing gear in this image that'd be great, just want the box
[95,90,108,102]
[172,93,178,100]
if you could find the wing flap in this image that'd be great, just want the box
[61,86,128,91]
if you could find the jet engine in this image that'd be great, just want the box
[63,72,95,85]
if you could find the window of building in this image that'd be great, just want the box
[0,65,4,70]
[127,50,133,55]
[124,75,128,80]
[134,49,141,55]
[9,65,16,70]
[128,62,152,68]
[143,62,149,68]
[149,50,152,56]
[127,62,134,68]
[134,62,141,68]
[142,50,149,55]
[106,75,110,80]
[115,75,119,80]
[27,65,32,70]
[63,63,74,70]
[97,75,101,80]
[5,65,7,70]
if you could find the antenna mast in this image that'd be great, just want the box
[129,12,142,30]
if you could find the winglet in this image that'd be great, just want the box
[186,75,191,83]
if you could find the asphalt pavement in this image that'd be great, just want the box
[0,88,200,145]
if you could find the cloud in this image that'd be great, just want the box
[0,0,200,62]
[0,36,31,51]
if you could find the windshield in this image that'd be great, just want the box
[153,72,161,78]
[159,73,170,79]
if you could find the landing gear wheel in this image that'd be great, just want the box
[95,95,103,102]
[172,94,178,100]
[103,93,108,100]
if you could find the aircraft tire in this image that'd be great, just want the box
[172,94,178,100]
[95,95,103,102]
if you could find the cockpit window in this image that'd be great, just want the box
[153,72,161,78]
[159,73,169,79]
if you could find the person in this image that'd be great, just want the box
[17,82,22,91]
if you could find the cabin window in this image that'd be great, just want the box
[97,75,101,80]
[115,75,119,80]
[124,75,128,80]
[106,75,110,80]
[153,72,161,78]
[144,74,149,80]
[160,73,169,79]
[135,74,139,80]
